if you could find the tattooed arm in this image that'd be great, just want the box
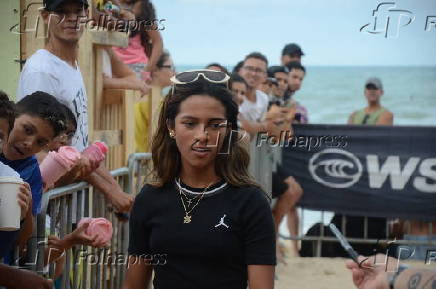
[346,254,436,289]
[395,270,436,289]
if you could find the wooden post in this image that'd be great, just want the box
[123,90,139,161]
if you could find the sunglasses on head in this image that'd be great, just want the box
[170,69,230,85]
[170,69,230,96]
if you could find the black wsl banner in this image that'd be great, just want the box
[280,124,436,220]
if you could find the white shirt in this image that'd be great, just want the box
[17,49,89,151]
[239,90,269,123]
[0,161,20,178]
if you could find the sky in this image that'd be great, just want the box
[155,0,436,67]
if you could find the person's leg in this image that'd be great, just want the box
[283,176,303,255]
[271,169,289,234]
[271,169,291,264]
[272,190,295,264]
[287,207,300,255]
[272,190,292,234]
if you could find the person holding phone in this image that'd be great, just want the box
[346,254,435,289]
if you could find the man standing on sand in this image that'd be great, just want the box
[319,77,393,257]
[348,77,393,125]
[17,0,133,213]
[349,78,436,261]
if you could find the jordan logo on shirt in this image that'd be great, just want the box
[214,214,229,229]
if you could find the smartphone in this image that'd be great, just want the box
[328,223,360,264]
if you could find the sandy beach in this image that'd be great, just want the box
[275,241,429,289]
[273,240,354,289]
[275,255,354,289]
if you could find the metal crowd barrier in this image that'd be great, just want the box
[12,145,436,289]
[278,207,436,259]
[23,153,152,289]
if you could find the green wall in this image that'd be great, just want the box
[0,0,21,100]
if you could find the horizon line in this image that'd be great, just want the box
[176,64,436,68]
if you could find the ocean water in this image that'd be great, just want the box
[177,65,436,236]
[297,66,436,126]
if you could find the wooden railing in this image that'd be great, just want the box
[19,1,163,170]
[99,89,139,170]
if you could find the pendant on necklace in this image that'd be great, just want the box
[183,215,192,224]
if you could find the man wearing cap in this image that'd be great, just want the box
[258,76,277,98]
[313,77,393,258]
[281,43,304,66]
[17,0,133,212]
[348,78,393,125]
[267,66,289,101]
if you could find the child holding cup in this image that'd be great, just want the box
[0,92,53,289]
[0,91,67,259]
[0,92,32,258]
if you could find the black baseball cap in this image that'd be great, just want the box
[282,43,304,56]
[43,0,89,11]
[268,66,289,78]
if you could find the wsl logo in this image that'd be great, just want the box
[309,149,363,188]
[309,148,436,193]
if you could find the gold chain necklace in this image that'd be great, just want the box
[179,189,201,206]
[177,179,212,224]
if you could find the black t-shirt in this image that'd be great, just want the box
[129,180,276,289]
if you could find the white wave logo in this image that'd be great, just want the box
[309,149,363,188]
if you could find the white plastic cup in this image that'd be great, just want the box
[0,177,24,231]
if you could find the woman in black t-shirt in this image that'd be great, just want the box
[122,70,276,289]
